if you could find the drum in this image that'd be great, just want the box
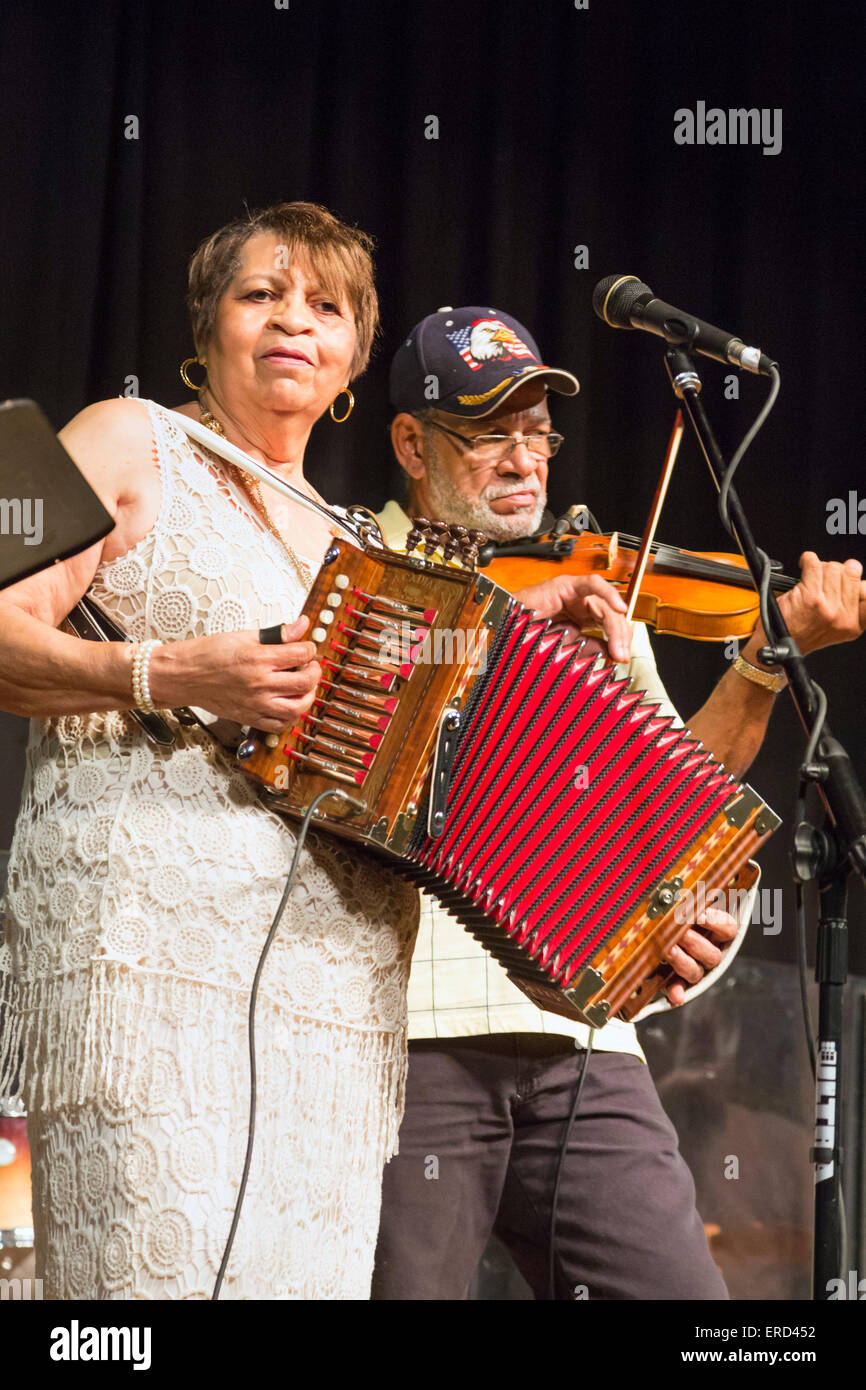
[0,1098,33,1248]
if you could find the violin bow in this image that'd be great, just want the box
[623,408,685,624]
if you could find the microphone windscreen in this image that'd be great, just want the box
[592,275,652,327]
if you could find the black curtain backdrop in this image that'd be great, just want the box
[1,0,864,967]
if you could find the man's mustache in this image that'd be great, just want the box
[483,483,542,502]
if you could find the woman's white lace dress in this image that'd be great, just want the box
[0,398,419,1299]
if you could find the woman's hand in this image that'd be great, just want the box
[512,573,633,663]
[149,618,321,733]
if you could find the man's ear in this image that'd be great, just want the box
[390,413,427,481]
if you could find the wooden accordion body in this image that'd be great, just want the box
[238,535,780,1028]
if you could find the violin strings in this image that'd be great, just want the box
[616,534,796,593]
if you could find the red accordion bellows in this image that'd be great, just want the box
[407,606,739,995]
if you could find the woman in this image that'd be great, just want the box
[0,202,423,1299]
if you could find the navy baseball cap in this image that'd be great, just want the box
[389,306,580,419]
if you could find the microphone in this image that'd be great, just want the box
[593,274,777,375]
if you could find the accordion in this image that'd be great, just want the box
[237,532,779,1028]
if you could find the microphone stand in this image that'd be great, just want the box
[660,338,866,1301]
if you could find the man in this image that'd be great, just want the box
[370,306,865,1301]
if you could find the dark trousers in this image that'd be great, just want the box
[372,1034,728,1301]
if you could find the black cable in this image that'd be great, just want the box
[547,1029,594,1300]
[713,364,830,1084]
[802,680,828,773]
[717,364,781,542]
[714,364,782,650]
[212,788,363,1300]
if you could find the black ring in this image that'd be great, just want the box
[259,623,285,645]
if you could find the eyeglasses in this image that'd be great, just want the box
[422,418,564,464]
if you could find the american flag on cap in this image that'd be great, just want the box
[445,318,538,372]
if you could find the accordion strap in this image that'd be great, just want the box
[166,409,361,543]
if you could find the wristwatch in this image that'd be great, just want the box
[732,653,787,694]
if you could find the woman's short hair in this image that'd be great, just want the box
[187,201,378,379]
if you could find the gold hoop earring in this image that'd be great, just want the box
[180,356,207,391]
[329,388,354,422]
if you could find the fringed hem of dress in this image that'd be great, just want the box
[0,957,407,1161]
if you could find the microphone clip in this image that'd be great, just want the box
[664,346,703,398]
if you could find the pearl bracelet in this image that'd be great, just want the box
[131,639,162,713]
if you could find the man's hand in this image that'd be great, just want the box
[663,905,740,1006]
[512,573,633,663]
[744,552,865,666]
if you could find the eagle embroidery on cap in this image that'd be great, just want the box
[445,318,537,372]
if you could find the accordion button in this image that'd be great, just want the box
[335,574,350,589]
[318,610,334,624]
[312,627,327,643]
[326,593,341,607]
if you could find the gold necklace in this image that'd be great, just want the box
[198,396,314,592]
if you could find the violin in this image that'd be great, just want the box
[478,515,797,643]
[477,410,798,644]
